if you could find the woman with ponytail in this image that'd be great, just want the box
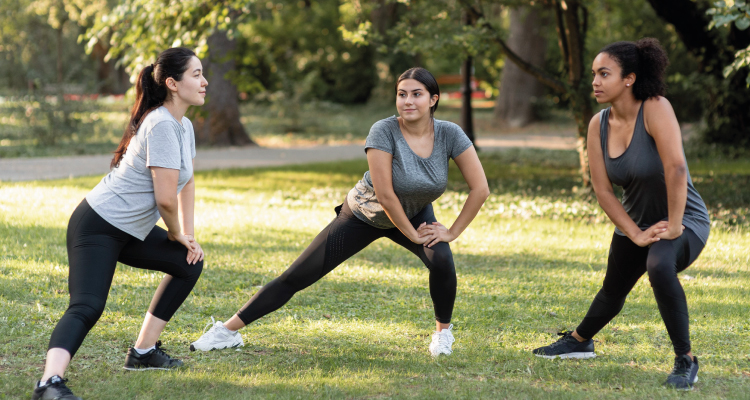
[33,47,207,400]
[532,38,710,391]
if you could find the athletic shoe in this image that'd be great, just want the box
[189,317,244,352]
[532,331,596,359]
[32,375,82,400]
[123,341,184,371]
[664,354,699,391]
[429,324,455,357]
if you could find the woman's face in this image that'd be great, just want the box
[591,52,634,104]
[170,56,208,106]
[396,79,438,122]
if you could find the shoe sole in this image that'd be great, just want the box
[668,375,698,391]
[189,342,243,352]
[534,352,597,359]
[123,366,181,371]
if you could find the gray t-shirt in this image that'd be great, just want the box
[86,106,196,240]
[347,116,473,229]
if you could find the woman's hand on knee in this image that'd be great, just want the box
[632,221,670,247]
[417,222,456,248]
[185,235,205,265]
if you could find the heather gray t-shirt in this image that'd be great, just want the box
[86,106,196,240]
[347,116,473,229]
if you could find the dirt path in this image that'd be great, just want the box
[0,132,576,182]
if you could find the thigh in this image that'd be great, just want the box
[281,202,386,288]
[117,225,197,279]
[600,233,650,296]
[647,228,704,274]
[66,201,127,303]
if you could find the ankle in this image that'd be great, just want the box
[571,331,587,343]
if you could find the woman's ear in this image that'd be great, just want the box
[165,77,178,92]
[431,94,439,107]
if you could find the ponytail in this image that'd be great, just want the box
[111,47,197,169]
[599,38,669,101]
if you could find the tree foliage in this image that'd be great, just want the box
[708,0,750,86]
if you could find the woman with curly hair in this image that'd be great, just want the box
[532,38,710,391]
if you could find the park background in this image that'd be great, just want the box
[1,0,749,398]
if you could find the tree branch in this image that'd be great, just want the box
[553,0,569,73]
[458,0,567,93]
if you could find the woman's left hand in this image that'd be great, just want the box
[655,224,685,241]
[417,222,456,248]
[184,234,205,265]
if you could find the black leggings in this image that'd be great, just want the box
[576,229,706,355]
[48,199,203,357]
[237,201,456,324]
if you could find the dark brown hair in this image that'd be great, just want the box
[599,38,670,101]
[111,47,196,169]
[396,67,440,117]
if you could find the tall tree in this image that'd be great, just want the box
[494,6,548,128]
[192,30,252,145]
[87,0,256,146]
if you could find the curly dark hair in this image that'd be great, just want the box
[599,38,669,101]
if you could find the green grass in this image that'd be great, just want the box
[1,149,749,399]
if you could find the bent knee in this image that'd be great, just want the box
[646,258,676,283]
[426,245,455,275]
[66,299,106,329]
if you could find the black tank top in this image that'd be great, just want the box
[599,103,710,244]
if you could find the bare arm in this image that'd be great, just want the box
[176,161,204,263]
[418,146,489,247]
[587,114,668,246]
[367,149,428,243]
[644,97,687,240]
[151,166,196,254]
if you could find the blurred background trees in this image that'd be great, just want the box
[1,0,748,177]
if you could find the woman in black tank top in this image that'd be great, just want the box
[532,38,710,391]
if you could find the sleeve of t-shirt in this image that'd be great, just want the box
[145,121,182,169]
[445,121,474,160]
[364,119,395,155]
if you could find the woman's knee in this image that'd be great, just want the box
[187,259,204,282]
[426,244,455,276]
[66,296,107,329]
[646,255,676,284]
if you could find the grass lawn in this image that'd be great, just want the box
[1,149,748,399]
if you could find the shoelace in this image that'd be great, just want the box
[548,331,575,348]
[200,316,218,335]
[671,358,691,377]
[49,378,74,396]
[434,331,453,350]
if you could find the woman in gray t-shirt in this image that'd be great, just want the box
[190,68,489,358]
[34,48,206,400]
[532,39,710,391]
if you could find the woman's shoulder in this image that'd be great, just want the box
[435,118,462,132]
[140,107,183,135]
[642,96,673,114]
[370,115,398,129]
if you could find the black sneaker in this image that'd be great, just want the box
[664,354,699,391]
[532,331,597,359]
[123,341,184,371]
[32,375,82,400]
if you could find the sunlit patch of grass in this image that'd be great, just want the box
[2,149,749,398]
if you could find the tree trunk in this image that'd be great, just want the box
[494,6,547,128]
[192,30,255,146]
[461,56,475,142]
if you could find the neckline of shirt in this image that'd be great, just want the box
[389,115,439,160]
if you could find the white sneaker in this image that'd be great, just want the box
[189,317,244,351]
[428,324,455,357]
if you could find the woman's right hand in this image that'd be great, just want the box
[168,230,197,253]
[631,221,670,247]
[409,222,431,244]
